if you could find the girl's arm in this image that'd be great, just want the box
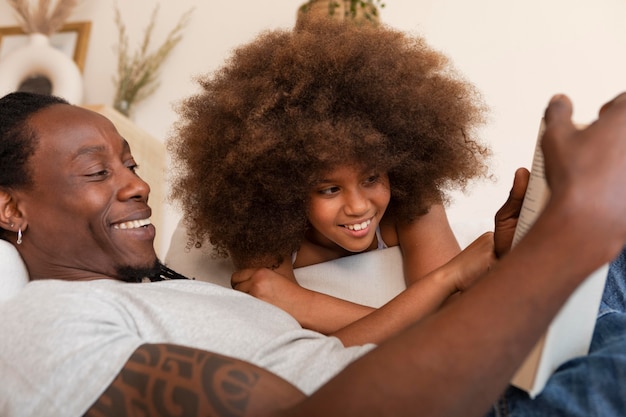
[231,199,462,335]
[394,203,462,286]
[330,232,494,346]
[232,262,376,335]
[232,232,495,343]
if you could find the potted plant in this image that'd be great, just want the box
[112,4,193,116]
[298,0,385,26]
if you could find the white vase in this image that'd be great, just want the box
[0,33,83,104]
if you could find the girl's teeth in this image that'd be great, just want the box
[346,219,371,231]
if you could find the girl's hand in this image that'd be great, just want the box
[493,168,530,258]
[231,267,312,321]
[441,232,496,293]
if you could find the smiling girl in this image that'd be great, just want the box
[169,19,495,345]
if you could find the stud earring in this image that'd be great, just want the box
[17,228,22,245]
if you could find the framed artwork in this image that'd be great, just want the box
[0,21,91,72]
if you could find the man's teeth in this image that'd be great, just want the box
[345,219,371,231]
[113,218,151,230]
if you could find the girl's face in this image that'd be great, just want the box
[307,164,391,254]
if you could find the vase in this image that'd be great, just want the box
[298,0,346,21]
[0,33,83,104]
[297,0,381,26]
[113,98,131,117]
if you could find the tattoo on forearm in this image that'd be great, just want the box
[85,344,261,417]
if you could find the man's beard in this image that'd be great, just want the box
[116,259,161,283]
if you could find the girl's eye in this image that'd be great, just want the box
[364,174,380,185]
[318,186,340,195]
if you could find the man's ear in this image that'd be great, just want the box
[0,189,23,232]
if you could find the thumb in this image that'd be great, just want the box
[543,94,575,135]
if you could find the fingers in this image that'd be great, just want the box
[493,168,529,257]
[510,168,530,200]
[495,168,529,220]
[231,267,278,294]
[544,94,573,128]
[231,269,253,291]
[542,94,577,149]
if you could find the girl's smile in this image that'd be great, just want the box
[342,218,372,232]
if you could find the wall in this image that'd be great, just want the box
[1,0,625,256]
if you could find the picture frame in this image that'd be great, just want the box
[0,21,91,72]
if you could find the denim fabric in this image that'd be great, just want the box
[486,248,626,417]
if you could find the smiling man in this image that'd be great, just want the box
[1,90,626,417]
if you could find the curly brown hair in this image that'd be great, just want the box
[168,18,490,268]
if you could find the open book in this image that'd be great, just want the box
[509,121,608,398]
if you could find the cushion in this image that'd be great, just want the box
[165,227,406,308]
[0,240,29,303]
[165,217,493,308]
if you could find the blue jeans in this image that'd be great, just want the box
[486,248,626,417]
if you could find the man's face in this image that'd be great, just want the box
[15,104,157,281]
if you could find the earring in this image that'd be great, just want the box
[17,228,22,245]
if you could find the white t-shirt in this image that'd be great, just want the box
[0,279,373,417]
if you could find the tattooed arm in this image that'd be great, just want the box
[84,344,304,417]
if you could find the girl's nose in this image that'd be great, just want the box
[343,190,369,215]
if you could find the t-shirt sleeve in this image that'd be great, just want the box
[0,283,143,417]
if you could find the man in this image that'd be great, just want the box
[1,90,625,417]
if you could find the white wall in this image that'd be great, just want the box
[1,0,625,256]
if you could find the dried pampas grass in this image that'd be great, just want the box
[7,0,79,35]
[112,3,193,116]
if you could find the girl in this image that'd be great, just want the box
[168,18,496,345]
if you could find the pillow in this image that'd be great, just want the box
[165,224,405,308]
[293,246,405,307]
[165,218,493,308]
[0,240,29,303]
[164,221,235,288]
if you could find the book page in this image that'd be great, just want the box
[511,123,550,245]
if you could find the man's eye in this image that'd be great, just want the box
[87,170,109,177]
[128,163,139,173]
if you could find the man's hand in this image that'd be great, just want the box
[541,93,626,262]
[493,168,530,258]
